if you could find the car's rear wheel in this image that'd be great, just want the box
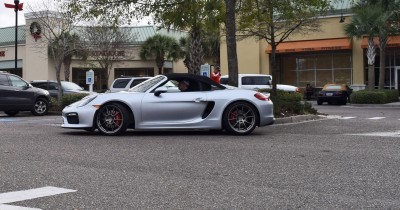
[31,98,49,116]
[223,102,258,135]
[4,110,19,116]
[96,103,129,136]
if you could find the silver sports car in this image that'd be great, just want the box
[62,73,274,135]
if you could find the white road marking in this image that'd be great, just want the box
[340,116,357,119]
[0,204,40,210]
[368,117,386,120]
[347,130,400,138]
[0,186,76,210]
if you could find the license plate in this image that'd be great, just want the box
[326,93,333,96]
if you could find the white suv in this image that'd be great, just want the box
[220,74,300,93]
[109,77,151,93]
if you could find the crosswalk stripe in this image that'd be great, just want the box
[368,117,386,120]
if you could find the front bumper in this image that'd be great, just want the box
[61,105,97,128]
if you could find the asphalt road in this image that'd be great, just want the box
[0,104,400,209]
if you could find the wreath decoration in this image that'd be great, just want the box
[29,22,42,41]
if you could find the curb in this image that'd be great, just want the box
[274,114,324,124]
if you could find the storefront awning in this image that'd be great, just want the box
[265,38,352,54]
[361,35,400,48]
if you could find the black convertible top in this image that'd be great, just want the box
[164,73,226,90]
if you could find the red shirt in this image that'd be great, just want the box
[210,72,221,83]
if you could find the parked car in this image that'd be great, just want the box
[220,74,301,93]
[62,73,275,136]
[0,71,51,116]
[30,80,89,98]
[109,77,151,92]
[317,84,353,105]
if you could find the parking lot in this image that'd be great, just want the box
[1,104,400,209]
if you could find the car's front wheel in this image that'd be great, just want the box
[31,98,49,116]
[223,101,258,135]
[4,110,19,116]
[95,103,130,136]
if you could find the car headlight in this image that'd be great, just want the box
[75,95,97,107]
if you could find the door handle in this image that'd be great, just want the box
[193,98,205,102]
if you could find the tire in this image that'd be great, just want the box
[4,110,19,116]
[317,100,322,105]
[31,98,49,116]
[95,103,130,136]
[222,101,258,135]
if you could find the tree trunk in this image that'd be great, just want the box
[63,59,72,81]
[189,30,204,75]
[366,39,376,90]
[55,59,63,104]
[224,0,238,87]
[378,36,387,89]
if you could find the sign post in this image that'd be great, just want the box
[200,64,210,77]
[86,69,94,93]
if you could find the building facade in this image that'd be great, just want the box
[220,7,400,91]
[0,13,188,90]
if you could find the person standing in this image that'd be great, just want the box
[210,66,221,83]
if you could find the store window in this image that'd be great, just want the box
[114,68,154,78]
[280,52,352,88]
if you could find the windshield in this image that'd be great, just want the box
[128,75,165,92]
[61,81,84,90]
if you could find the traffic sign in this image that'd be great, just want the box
[86,69,94,85]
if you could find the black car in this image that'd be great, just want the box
[30,80,89,98]
[0,71,52,116]
[317,84,353,105]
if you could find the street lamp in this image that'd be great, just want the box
[4,0,23,72]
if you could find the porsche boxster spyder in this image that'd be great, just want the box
[61,73,275,135]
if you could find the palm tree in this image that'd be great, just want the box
[139,34,182,75]
[344,5,384,90]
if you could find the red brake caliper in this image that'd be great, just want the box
[115,111,122,126]
[229,111,237,124]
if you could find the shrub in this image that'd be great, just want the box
[350,90,386,104]
[377,89,399,103]
[261,90,317,117]
[61,93,90,108]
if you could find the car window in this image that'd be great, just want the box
[129,76,164,93]
[0,74,9,86]
[130,79,148,88]
[324,85,341,90]
[113,78,131,88]
[61,81,83,90]
[9,75,28,87]
[48,83,58,90]
[32,82,48,89]
[242,76,271,85]
[220,78,228,85]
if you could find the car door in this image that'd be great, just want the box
[139,90,208,128]
[0,75,34,110]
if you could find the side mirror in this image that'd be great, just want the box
[154,86,168,96]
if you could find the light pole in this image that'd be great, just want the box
[4,0,23,72]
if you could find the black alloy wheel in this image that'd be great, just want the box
[96,103,130,136]
[223,101,258,135]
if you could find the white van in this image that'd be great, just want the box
[220,74,300,93]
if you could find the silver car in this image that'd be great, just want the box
[62,73,274,136]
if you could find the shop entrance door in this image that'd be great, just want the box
[396,67,400,91]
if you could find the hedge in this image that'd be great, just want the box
[61,93,90,108]
[350,89,399,104]
[259,89,317,117]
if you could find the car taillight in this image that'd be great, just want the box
[254,92,270,101]
[336,91,342,95]
[295,87,301,93]
[318,92,324,96]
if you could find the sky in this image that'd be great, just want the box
[0,0,39,27]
